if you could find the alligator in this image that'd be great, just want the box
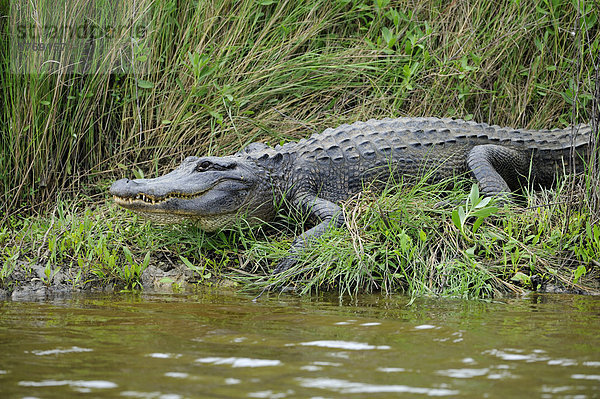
[110,117,590,273]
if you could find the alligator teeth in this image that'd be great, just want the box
[115,192,202,205]
[131,194,154,203]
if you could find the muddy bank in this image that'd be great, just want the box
[0,261,205,301]
[1,260,595,301]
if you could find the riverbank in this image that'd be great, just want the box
[2,175,598,301]
[1,0,598,299]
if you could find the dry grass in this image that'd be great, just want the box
[1,0,597,220]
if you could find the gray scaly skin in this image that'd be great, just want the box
[110,117,590,273]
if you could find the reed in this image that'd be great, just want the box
[1,0,597,219]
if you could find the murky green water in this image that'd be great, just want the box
[0,291,599,398]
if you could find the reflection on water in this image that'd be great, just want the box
[0,291,599,398]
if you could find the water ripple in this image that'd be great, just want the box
[483,348,549,362]
[30,346,93,356]
[377,367,408,373]
[121,391,182,399]
[414,324,437,330]
[195,356,281,368]
[571,374,600,381]
[437,368,490,378]
[293,340,390,350]
[297,377,459,396]
[164,372,188,379]
[18,379,116,389]
[147,353,182,359]
[247,389,292,398]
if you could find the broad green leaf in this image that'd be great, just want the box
[451,209,461,230]
[142,252,151,268]
[122,246,134,264]
[381,27,393,45]
[511,272,531,285]
[474,196,491,209]
[472,217,484,233]
[465,246,476,257]
[468,184,480,206]
[573,265,587,284]
[179,255,195,269]
[472,206,498,218]
[458,206,466,225]
[137,79,154,89]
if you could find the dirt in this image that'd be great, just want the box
[0,261,201,301]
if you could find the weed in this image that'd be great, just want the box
[0,252,17,289]
[245,175,597,299]
[41,261,61,287]
[180,255,212,282]
[451,184,499,242]
[116,247,150,291]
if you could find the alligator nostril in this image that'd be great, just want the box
[184,156,199,163]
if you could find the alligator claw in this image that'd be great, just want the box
[252,257,298,301]
[434,199,455,209]
[272,256,298,275]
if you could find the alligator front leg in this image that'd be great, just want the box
[273,194,345,274]
[466,144,530,198]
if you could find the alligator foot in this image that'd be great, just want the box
[252,285,270,301]
[434,199,456,209]
[272,256,298,275]
[252,257,299,301]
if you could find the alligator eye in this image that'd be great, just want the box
[196,161,212,172]
[196,160,237,172]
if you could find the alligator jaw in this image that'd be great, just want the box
[112,191,205,207]
[111,189,243,229]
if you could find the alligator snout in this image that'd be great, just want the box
[110,178,141,198]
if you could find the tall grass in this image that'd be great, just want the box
[1,0,598,220]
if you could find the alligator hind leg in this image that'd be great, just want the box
[467,145,530,199]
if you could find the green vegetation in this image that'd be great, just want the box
[253,174,600,297]
[0,0,598,298]
[2,176,599,298]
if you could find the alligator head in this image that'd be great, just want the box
[109,155,274,231]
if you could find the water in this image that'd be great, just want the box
[1,290,599,398]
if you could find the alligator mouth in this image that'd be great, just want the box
[113,191,202,206]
